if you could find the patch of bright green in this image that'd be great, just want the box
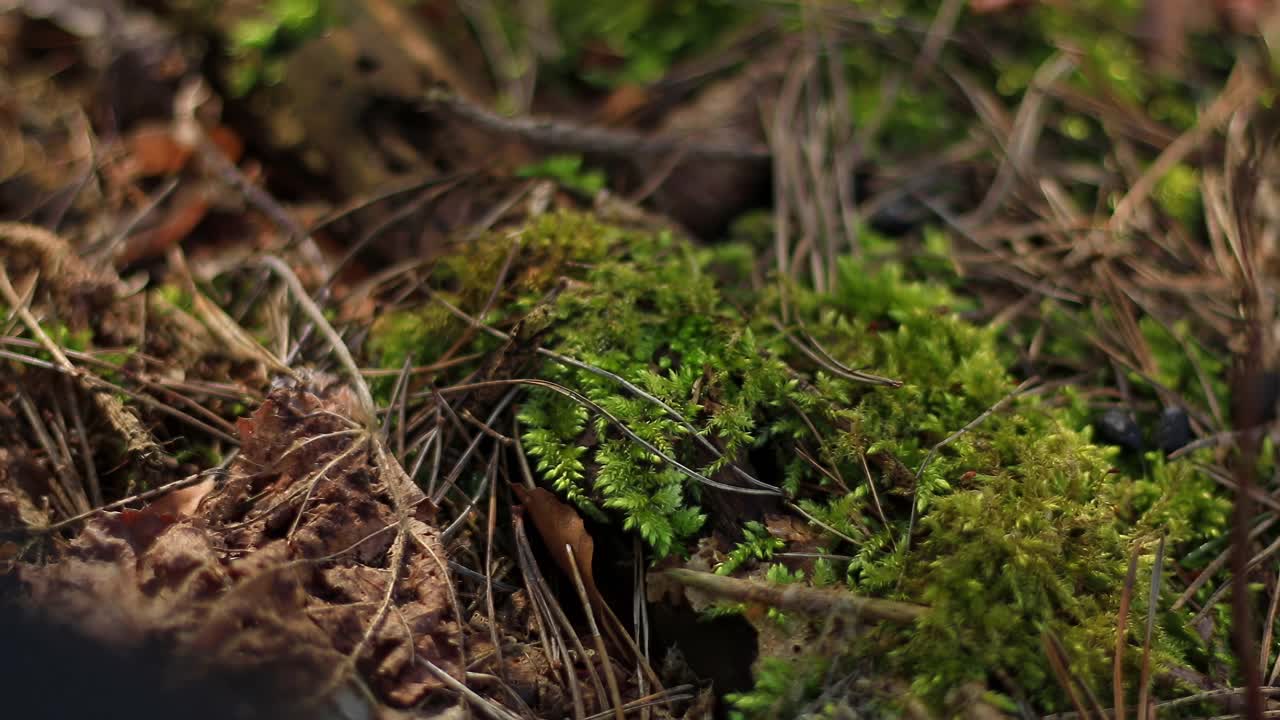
[175,444,223,468]
[848,65,965,157]
[1059,114,1093,141]
[1140,315,1228,412]
[1155,164,1203,227]
[0,305,93,361]
[727,656,828,720]
[154,284,196,314]
[1119,451,1230,546]
[365,303,464,403]
[516,218,794,556]
[902,424,1127,704]
[715,521,785,575]
[548,0,748,87]
[227,0,339,96]
[744,252,1216,710]
[388,211,1229,712]
[515,154,607,195]
[367,304,462,370]
[46,323,93,353]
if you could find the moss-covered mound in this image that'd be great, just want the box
[367,210,1230,714]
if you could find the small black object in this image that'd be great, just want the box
[1096,408,1144,452]
[1156,406,1193,454]
[1263,370,1280,422]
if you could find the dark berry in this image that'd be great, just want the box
[1155,406,1193,454]
[1096,408,1143,452]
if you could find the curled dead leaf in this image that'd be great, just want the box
[511,484,595,595]
[143,477,215,519]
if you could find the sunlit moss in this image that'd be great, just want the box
[377,210,1228,713]
[1155,164,1203,227]
[225,0,339,95]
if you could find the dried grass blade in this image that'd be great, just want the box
[1137,536,1165,719]
[1114,542,1143,720]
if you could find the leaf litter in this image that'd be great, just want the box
[4,1,1280,718]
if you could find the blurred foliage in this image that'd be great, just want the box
[226,0,339,95]
[547,0,749,87]
[515,154,607,195]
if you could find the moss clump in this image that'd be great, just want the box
[376,210,1229,712]
[726,656,828,720]
[547,0,749,87]
[226,0,339,95]
[515,154,607,196]
[741,260,1120,707]
[368,304,463,369]
[904,424,1127,702]
[518,219,794,555]
[366,304,467,402]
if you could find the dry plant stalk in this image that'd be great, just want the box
[659,568,927,624]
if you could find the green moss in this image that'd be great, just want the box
[548,0,748,87]
[1118,451,1231,550]
[516,218,794,555]
[1155,164,1203,227]
[226,0,339,95]
[368,304,463,369]
[727,656,827,720]
[1140,315,1227,411]
[174,444,223,468]
[384,211,1230,712]
[365,303,467,403]
[715,521,785,576]
[903,422,1127,704]
[742,250,1223,709]
[0,305,94,361]
[515,154,606,195]
[154,284,196,314]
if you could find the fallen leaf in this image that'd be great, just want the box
[511,485,597,601]
[15,374,461,712]
[117,184,211,266]
[126,123,194,177]
[143,477,215,519]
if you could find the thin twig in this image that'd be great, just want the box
[566,543,626,720]
[0,464,232,539]
[1137,536,1165,720]
[1113,543,1141,720]
[0,264,163,462]
[260,256,374,418]
[423,88,771,162]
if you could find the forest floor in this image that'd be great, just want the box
[2,2,1279,719]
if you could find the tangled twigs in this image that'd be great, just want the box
[260,256,375,418]
[0,225,165,466]
[0,467,226,540]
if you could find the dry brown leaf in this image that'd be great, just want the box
[126,122,195,177]
[143,477,215,519]
[511,484,596,597]
[123,122,243,180]
[15,374,461,712]
[118,186,211,266]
